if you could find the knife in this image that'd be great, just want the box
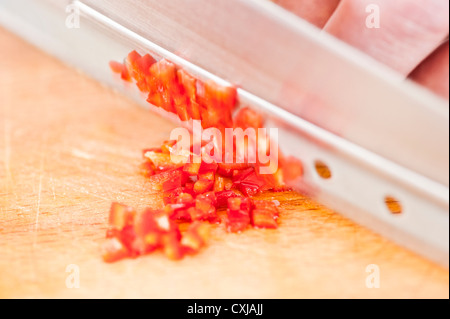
[0,0,448,267]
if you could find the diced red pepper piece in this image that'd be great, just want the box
[215,190,242,207]
[213,175,225,192]
[227,197,243,212]
[198,104,224,130]
[132,208,182,255]
[167,192,196,222]
[185,181,195,192]
[175,100,190,122]
[120,65,131,81]
[146,59,177,113]
[193,178,214,194]
[139,161,155,178]
[144,151,183,171]
[226,209,250,233]
[177,69,196,102]
[160,140,177,154]
[125,51,156,85]
[253,200,280,218]
[233,106,265,129]
[162,232,184,260]
[141,147,162,157]
[109,60,124,74]
[189,197,219,223]
[132,209,162,253]
[124,50,141,72]
[177,192,195,204]
[181,221,210,253]
[232,168,266,197]
[135,54,156,83]
[223,177,234,190]
[148,167,188,192]
[190,100,201,121]
[102,237,130,263]
[225,196,252,233]
[146,91,165,110]
[196,80,237,129]
[108,202,136,231]
[109,60,131,81]
[177,69,199,120]
[231,167,254,181]
[124,50,143,81]
[217,163,250,177]
[196,191,217,206]
[228,196,253,212]
[169,208,192,222]
[183,162,201,176]
[281,156,304,182]
[163,187,186,205]
[251,200,279,229]
[151,59,189,121]
[198,171,215,181]
[199,161,218,173]
[251,209,278,229]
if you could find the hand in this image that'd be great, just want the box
[273,0,449,99]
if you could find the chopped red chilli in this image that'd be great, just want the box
[103,50,304,262]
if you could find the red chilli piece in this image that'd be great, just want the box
[167,192,196,222]
[199,161,218,174]
[215,190,242,208]
[188,195,219,223]
[251,200,279,229]
[183,162,201,176]
[232,168,266,197]
[281,156,304,182]
[217,162,250,177]
[197,80,237,129]
[146,59,178,113]
[181,221,210,254]
[132,208,181,256]
[139,161,155,178]
[109,61,124,74]
[225,197,251,233]
[102,237,130,263]
[109,60,131,82]
[162,231,185,260]
[144,150,183,171]
[160,140,178,154]
[226,209,251,233]
[193,178,214,194]
[125,51,156,89]
[163,187,186,205]
[149,59,190,122]
[148,167,188,192]
[196,191,217,205]
[108,202,136,231]
[102,203,137,262]
[177,68,198,121]
[233,106,265,129]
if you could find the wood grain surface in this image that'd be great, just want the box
[0,27,448,299]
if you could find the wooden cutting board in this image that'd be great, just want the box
[0,27,448,299]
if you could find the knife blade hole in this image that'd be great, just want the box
[384,196,403,215]
[314,160,332,179]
